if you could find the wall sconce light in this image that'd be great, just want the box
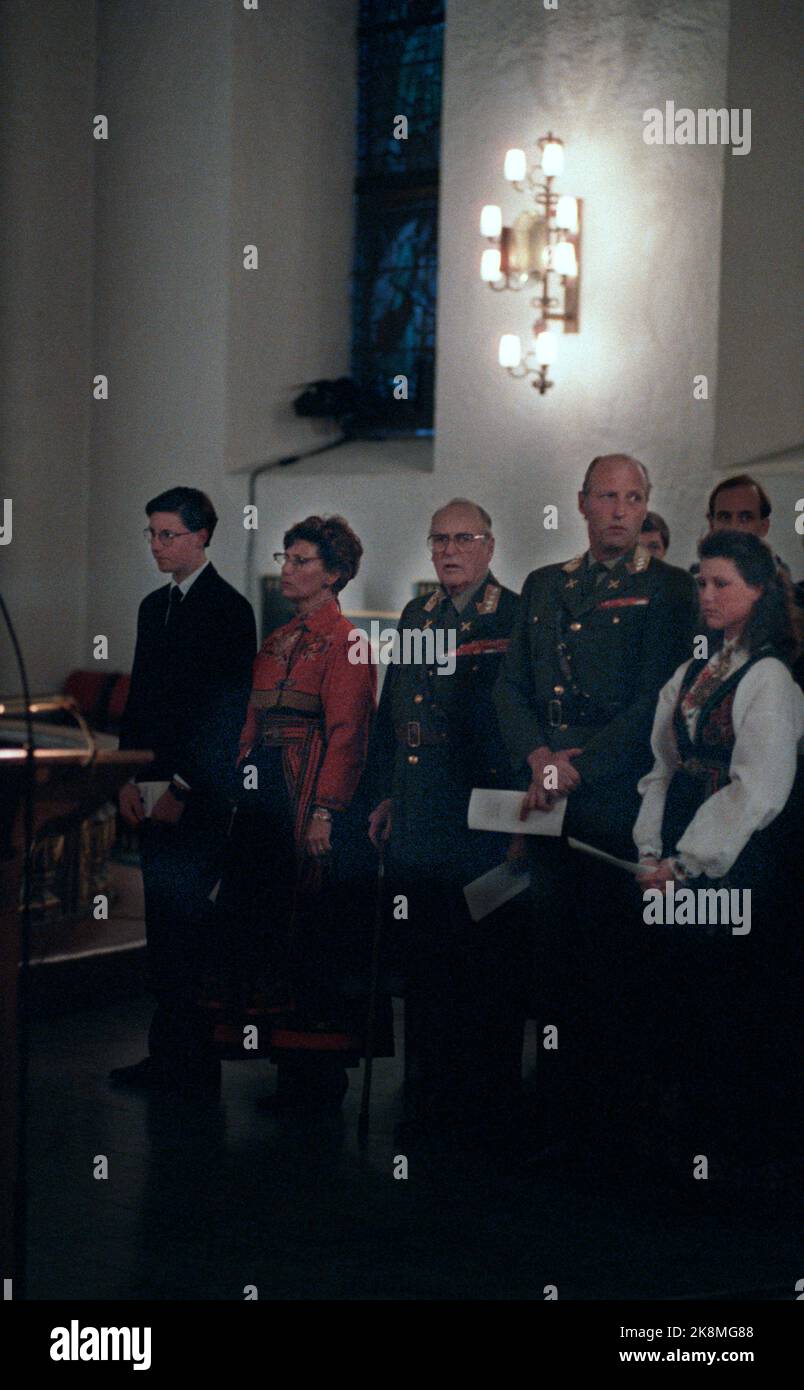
[480,131,582,393]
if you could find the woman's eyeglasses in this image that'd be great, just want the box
[273,552,320,568]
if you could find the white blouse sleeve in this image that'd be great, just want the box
[675,657,804,879]
[633,661,689,859]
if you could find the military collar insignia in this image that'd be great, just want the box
[460,620,472,631]
[422,587,445,612]
[625,543,652,575]
[562,555,584,574]
[476,582,501,614]
[565,577,579,589]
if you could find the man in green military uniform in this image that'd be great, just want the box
[494,454,699,1163]
[368,498,525,1148]
[495,454,698,854]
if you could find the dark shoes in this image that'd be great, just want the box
[109,1056,221,1098]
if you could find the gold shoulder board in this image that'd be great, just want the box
[476,583,501,615]
[626,544,652,574]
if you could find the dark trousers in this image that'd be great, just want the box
[139,800,227,1080]
[398,877,528,1132]
[526,838,655,1153]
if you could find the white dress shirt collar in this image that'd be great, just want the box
[171,558,210,597]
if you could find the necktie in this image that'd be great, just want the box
[165,586,183,629]
[585,561,606,593]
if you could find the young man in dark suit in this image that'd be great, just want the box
[111,487,257,1096]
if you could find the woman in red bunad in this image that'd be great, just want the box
[205,515,384,1111]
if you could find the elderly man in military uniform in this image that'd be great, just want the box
[494,455,698,1162]
[368,498,525,1149]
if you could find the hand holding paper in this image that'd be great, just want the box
[468,788,567,837]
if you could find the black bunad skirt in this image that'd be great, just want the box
[198,747,393,1066]
[641,759,803,1182]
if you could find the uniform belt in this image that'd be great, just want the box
[250,688,322,713]
[541,698,620,729]
[394,721,448,749]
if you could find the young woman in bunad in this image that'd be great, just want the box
[633,530,803,1192]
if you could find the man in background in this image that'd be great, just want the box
[640,510,670,558]
[695,473,790,574]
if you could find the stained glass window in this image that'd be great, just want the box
[351,1,445,435]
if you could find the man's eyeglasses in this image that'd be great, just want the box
[427,532,489,552]
[144,528,192,545]
[273,552,320,568]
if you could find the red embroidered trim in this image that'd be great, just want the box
[270,1028,361,1052]
[454,638,511,656]
[701,692,736,747]
[596,597,650,610]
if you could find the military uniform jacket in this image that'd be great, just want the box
[494,545,698,802]
[370,574,520,878]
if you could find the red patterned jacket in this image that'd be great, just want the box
[237,599,376,812]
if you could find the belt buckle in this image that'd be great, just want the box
[407,720,421,748]
[547,699,562,728]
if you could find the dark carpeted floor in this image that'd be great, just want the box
[24,996,801,1301]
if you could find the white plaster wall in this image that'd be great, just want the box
[715,0,803,472]
[437,0,730,582]
[713,0,803,578]
[8,0,775,687]
[241,0,732,614]
[224,0,441,615]
[86,0,241,672]
[227,0,359,472]
[0,0,95,690]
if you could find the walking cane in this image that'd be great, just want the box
[358,843,385,1145]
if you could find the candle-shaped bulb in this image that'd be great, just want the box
[554,195,578,232]
[503,148,527,182]
[535,330,557,365]
[552,241,578,277]
[480,248,502,282]
[480,204,502,238]
[498,334,522,368]
[541,139,564,177]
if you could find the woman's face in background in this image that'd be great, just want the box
[697,557,763,641]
